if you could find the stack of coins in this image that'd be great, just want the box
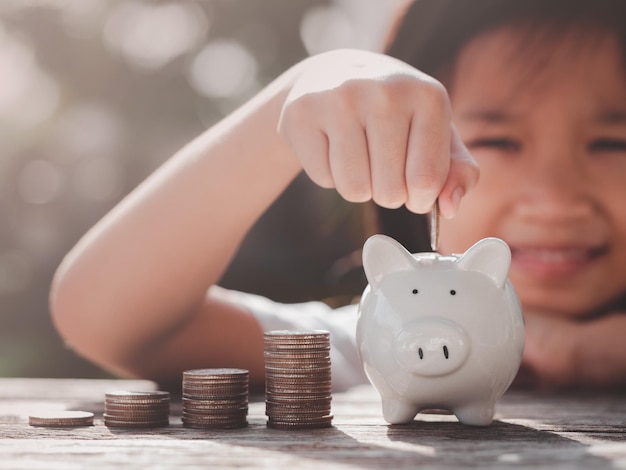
[104,391,170,428]
[29,411,94,428]
[264,330,333,429]
[181,368,249,429]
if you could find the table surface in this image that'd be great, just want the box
[0,378,624,469]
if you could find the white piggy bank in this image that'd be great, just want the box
[356,234,524,426]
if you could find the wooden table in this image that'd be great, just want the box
[0,378,624,469]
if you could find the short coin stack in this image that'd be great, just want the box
[104,391,170,428]
[264,330,333,429]
[182,368,249,429]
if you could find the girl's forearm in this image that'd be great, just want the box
[50,65,303,368]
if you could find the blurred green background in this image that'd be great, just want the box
[0,0,403,378]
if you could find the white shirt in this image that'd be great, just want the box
[212,286,369,392]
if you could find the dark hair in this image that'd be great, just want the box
[375,0,626,253]
[387,0,626,77]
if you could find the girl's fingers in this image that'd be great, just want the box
[437,124,479,218]
[278,103,334,188]
[327,119,371,203]
[293,128,334,189]
[279,51,476,212]
[404,84,451,214]
[365,114,410,209]
[281,105,476,215]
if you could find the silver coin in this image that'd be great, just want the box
[266,405,331,415]
[265,365,330,372]
[183,368,248,377]
[105,395,170,404]
[264,358,331,366]
[268,412,332,422]
[266,383,331,389]
[182,419,247,429]
[182,409,248,418]
[104,419,169,428]
[264,330,329,338]
[182,392,247,398]
[103,413,169,423]
[182,385,248,394]
[265,377,331,387]
[104,409,170,418]
[266,371,331,380]
[430,199,440,251]
[182,408,248,416]
[105,391,169,399]
[183,375,249,382]
[266,399,331,408]
[266,416,333,430]
[28,411,94,427]
[265,352,330,360]
[182,396,248,403]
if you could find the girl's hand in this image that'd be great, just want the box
[521,309,626,389]
[278,49,478,218]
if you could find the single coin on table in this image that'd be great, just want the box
[29,411,94,427]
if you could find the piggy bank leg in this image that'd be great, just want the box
[453,403,495,426]
[381,398,418,424]
[453,402,495,426]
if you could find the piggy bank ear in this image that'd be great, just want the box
[362,234,416,288]
[456,238,511,288]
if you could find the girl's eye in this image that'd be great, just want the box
[467,138,520,152]
[588,138,626,153]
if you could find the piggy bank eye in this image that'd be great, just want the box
[412,289,418,295]
[450,290,456,296]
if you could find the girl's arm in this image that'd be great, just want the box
[50,65,303,385]
[50,49,477,386]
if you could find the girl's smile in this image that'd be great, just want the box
[509,244,608,278]
[440,23,626,317]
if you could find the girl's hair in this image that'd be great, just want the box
[376,0,626,253]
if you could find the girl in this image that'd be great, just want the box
[50,0,626,390]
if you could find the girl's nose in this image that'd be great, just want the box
[514,152,595,222]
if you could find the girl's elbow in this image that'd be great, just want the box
[49,265,99,358]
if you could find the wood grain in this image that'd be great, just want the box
[0,379,624,469]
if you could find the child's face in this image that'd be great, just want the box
[441,24,626,317]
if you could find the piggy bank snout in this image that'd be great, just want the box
[393,319,470,377]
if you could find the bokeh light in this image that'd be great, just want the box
[0,0,405,378]
[0,21,59,131]
[18,160,63,205]
[103,1,209,70]
[73,156,123,202]
[232,21,279,70]
[15,211,62,260]
[50,103,125,165]
[187,39,258,99]
[57,0,108,39]
[0,249,33,295]
[300,4,355,55]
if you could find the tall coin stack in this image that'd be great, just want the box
[181,368,249,429]
[104,391,170,428]
[264,330,333,429]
